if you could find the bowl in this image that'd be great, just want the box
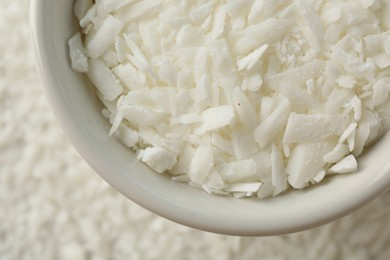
[30,0,390,236]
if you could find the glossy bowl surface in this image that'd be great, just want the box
[30,0,390,236]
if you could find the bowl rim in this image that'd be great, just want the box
[30,0,390,236]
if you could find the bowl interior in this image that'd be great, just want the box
[31,0,390,236]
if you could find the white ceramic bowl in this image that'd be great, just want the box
[30,0,390,236]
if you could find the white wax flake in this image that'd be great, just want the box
[120,104,167,127]
[339,123,358,144]
[259,97,274,122]
[193,48,210,85]
[123,34,150,67]
[232,127,259,160]
[114,35,127,63]
[68,33,89,73]
[231,18,293,55]
[137,147,177,174]
[113,63,146,90]
[193,74,218,109]
[359,0,375,9]
[217,159,258,182]
[242,74,263,92]
[79,4,96,29]
[202,170,226,194]
[161,137,185,156]
[257,182,275,199]
[171,144,195,175]
[384,4,390,30]
[177,114,203,125]
[198,105,234,134]
[102,0,136,12]
[211,132,233,155]
[117,0,163,23]
[224,182,262,193]
[271,145,288,196]
[337,75,356,89]
[312,170,326,184]
[306,79,315,95]
[324,144,350,164]
[237,44,269,71]
[86,59,123,101]
[176,25,204,47]
[115,125,138,148]
[325,89,354,114]
[138,128,163,148]
[188,145,214,184]
[233,87,258,129]
[283,143,290,158]
[208,39,236,75]
[248,0,283,25]
[158,59,177,86]
[208,39,238,100]
[345,95,362,121]
[171,175,189,183]
[267,60,325,91]
[74,0,93,21]
[211,4,226,39]
[86,15,124,59]
[226,0,254,18]
[347,132,355,152]
[294,0,324,51]
[328,155,358,174]
[353,124,371,157]
[373,78,390,107]
[283,113,345,144]
[138,22,162,57]
[287,141,334,189]
[255,97,291,149]
[190,1,214,26]
[360,109,382,146]
[108,108,122,135]
[101,50,118,68]
[72,0,390,199]
[320,3,341,25]
[373,53,390,69]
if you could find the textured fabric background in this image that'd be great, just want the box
[1,1,390,259]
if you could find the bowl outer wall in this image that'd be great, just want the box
[30,0,390,236]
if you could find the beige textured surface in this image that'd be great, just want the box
[1,1,390,259]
